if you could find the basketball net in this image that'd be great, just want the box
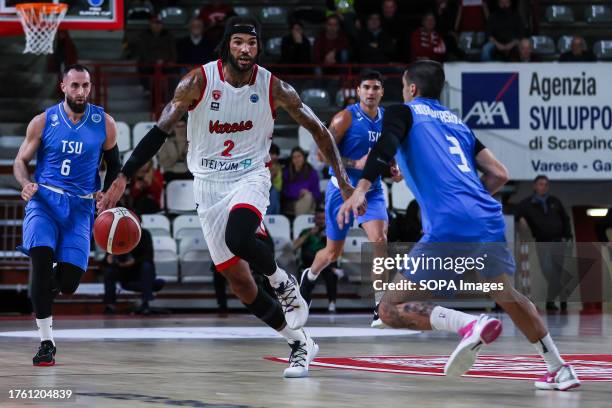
[15,3,68,55]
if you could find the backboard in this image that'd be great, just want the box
[0,0,123,34]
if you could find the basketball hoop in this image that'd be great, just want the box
[15,3,68,55]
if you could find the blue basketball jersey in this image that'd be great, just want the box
[329,103,384,191]
[396,97,505,242]
[35,102,106,196]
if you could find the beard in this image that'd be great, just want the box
[65,95,88,113]
[228,53,255,73]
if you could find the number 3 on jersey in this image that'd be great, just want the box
[445,135,471,173]
[222,140,235,157]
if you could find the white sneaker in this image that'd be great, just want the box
[274,272,309,329]
[535,364,581,391]
[444,314,502,377]
[283,330,319,378]
[370,303,386,329]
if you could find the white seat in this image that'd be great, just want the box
[557,35,574,54]
[260,6,287,24]
[293,214,315,240]
[234,6,251,16]
[166,180,196,212]
[381,181,390,208]
[340,236,370,282]
[298,126,313,152]
[391,182,415,211]
[159,6,188,26]
[594,40,612,60]
[121,149,133,166]
[531,35,556,55]
[132,121,156,148]
[319,178,329,194]
[0,135,24,148]
[152,236,178,282]
[115,121,131,152]
[173,214,203,241]
[300,89,330,108]
[343,236,370,253]
[585,5,612,23]
[266,37,282,56]
[141,214,170,237]
[179,236,212,282]
[545,5,574,23]
[458,31,486,55]
[264,214,291,247]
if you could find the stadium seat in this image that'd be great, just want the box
[133,121,155,147]
[115,121,131,152]
[458,31,486,55]
[166,180,196,212]
[340,236,370,282]
[152,236,178,282]
[531,36,556,55]
[585,5,612,23]
[121,149,132,166]
[127,5,153,21]
[298,126,313,151]
[264,214,291,248]
[300,89,330,108]
[173,214,203,241]
[265,37,282,57]
[391,182,415,211]
[544,5,574,23]
[381,182,390,208]
[179,236,212,283]
[234,6,251,17]
[319,178,329,194]
[293,214,315,240]
[557,36,574,54]
[141,214,171,237]
[159,7,188,26]
[0,135,23,159]
[260,7,287,24]
[594,40,612,60]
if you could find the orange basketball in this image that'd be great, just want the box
[94,207,142,255]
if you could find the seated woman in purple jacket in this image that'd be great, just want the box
[282,147,321,216]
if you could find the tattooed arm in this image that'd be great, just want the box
[97,69,203,211]
[272,77,361,207]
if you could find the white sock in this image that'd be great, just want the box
[307,268,318,282]
[36,317,54,346]
[279,326,306,343]
[429,306,476,333]
[533,333,565,373]
[267,266,288,288]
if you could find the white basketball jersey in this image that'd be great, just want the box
[187,60,275,181]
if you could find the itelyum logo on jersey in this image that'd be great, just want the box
[462,72,519,129]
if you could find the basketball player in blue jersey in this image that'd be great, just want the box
[338,61,580,391]
[13,64,121,366]
[299,70,403,326]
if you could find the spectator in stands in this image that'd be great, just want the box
[281,21,312,65]
[158,119,191,182]
[355,13,395,64]
[455,0,489,33]
[267,144,283,215]
[282,147,321,216]
[435,0,463,61]
[481,0,525,61]
[514,37,539,62]
[129,160,164,214]
[198,0,235,50]
[518,175,572,312]
[177,18,214,67]
[559,36,596,62]
[103,227,165,315]
[326,0,358,37]
[135,16,177,93]
[410,13,447,62]
[293,207,338,312]
[381,0,404,54]
[313,14,351,65]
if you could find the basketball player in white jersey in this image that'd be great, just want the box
[98,17,362,378]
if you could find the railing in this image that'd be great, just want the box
[89,62,407,118]
[0,200,28,271]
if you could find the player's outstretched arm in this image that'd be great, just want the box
[14,113,44,202]
[475,148,509,195]
[97,69,203,211]
[272,77,357,202]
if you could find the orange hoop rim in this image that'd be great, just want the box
[15,3,68,14]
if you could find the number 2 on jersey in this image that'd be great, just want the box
[445,135,471,173]
[221,140,235,157]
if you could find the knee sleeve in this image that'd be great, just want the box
[244,286,285,330]
[30,246,54,319]
[57,262,84,294]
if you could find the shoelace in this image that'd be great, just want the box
[37,342,54,357]
[276,278,299,313]
[289,341,307,367]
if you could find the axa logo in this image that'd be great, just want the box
[209,120,253,134]
[462,72,519,129]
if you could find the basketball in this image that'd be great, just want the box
[93,207,141,255]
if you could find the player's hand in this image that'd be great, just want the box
[390,163,404,182]
[97,174,128,212]
[337,187,367,229]
[20,182,38,202]
[354,153,369,170]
